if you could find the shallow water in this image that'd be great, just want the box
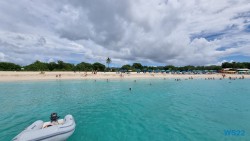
[0,79,249,141]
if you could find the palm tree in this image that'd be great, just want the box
[106,57,111,71]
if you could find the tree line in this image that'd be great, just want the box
[221,62,250,69]
[0,61,105,71]
[121,64,223,71]
[0,61,249,71]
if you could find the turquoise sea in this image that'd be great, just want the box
[0,78,249,141]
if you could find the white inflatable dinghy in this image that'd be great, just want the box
[13,113,75,141]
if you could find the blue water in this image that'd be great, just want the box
[0,79,250,141]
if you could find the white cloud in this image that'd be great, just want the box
[0,52,5,61]
[0,0,250,66]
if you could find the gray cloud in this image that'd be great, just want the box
[0,0,250,66]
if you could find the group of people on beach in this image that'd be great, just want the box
[220,73,245,80]
[205,77,215,80]
[53,72,246,81]
[229,76,244,80]
[92,71,98,74]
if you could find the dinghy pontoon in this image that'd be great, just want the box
[13,113,75,141]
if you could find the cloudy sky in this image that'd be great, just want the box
[0,0,250,66]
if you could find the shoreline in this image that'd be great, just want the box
[0,71,249,82]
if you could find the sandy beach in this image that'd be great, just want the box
[0,71,249,82]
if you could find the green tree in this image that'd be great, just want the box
[132,63,143,70]
[76,62,93,71]
[195,66,205,70]
[106,57,112,71]
[25,60,49,71]
[47,62,57,71]
[121,64,131,71]
[0,62,21,71]
[56,60,74,71]
[93,62,105,71]
[164,65,176,71]
[222,62,232,68]
[204,65,221,71]
[222,62,250,69]
[242,62,250,69]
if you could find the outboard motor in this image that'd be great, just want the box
[50,113,60,123]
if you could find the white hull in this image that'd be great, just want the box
[13,115,75,141]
